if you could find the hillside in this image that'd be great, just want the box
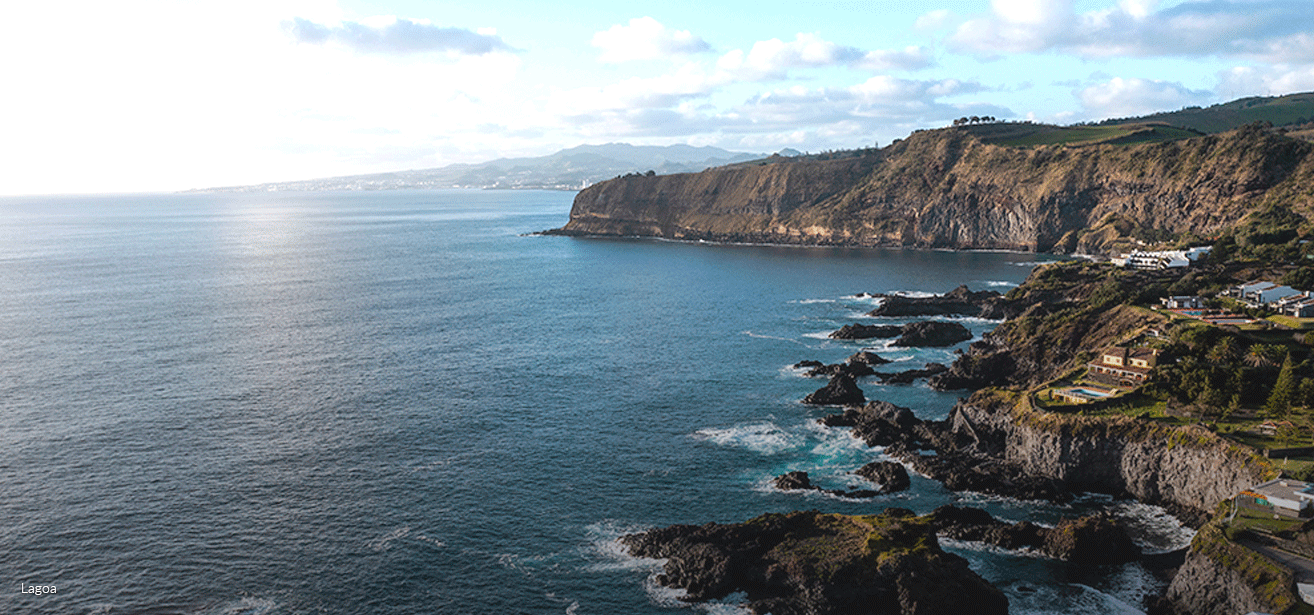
[197,143,762,192]
[551,122,1314,255]
[1106,92,1314,135]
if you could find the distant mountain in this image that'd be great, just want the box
[198,143,763,192]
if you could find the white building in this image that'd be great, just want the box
[1117,247,1212,270]
[1161,296,1203,309]
[1248,479,1314,517]
[1232,281,1303,308]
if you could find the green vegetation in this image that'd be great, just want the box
[1195,511,1306,614]
[964,122,1203,148]
[1115,92,1314,135]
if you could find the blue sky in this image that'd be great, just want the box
[3,0,1313,194]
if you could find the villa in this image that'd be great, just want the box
[1087,346,1159,388]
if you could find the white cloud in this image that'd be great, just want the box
[591,17,710,63]
[554,74,1002,144]
[1218,65,1314,98]
[854,46,935,71]
[716,33,865,80]
[950,0,1314,62]
[915,9,955,31]
[1077,77,1213,118]
[284,16,517,55]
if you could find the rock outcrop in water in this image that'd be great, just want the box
[802,374,866,406]
[891,321,972,347]
[828,320,973,347]
[828,323,902,340]
[548,124,1314,255]
[620,509,1009,615]
[771,470,891,499]
[867,285,1003,318]
[927,505,1141,565]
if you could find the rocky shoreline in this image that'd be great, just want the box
[628,282,1292,614]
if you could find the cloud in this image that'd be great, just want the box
[854,46,935,71]
[284,16,516,56]
[592,17,711,63]
[555,75,1004,143]
[716,33,864,80]
[1077,77,1213,118]
[1218,64,1314,98]
[715,33,932,80]
[949,0,1314,62]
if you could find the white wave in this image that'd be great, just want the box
[792,298,837,304]
[939,537,1049,559]
[644,578,691,607]
[742,330,811,347]
[779,363,813,378]
[1070,583,1148,615]
[1013,260,1063,267]
[1007,580,1149,615]
[370,525,442,552]
[938,315,1004,325]
[693,422,805,455]
[887,290,939,298]
[802,330,837,340]
[643,575,761,613]
[582,520,664,573]
[196,597,279,615]
[979,280,1018,288]
[368,526,412,551]
[1108,501,1196,553]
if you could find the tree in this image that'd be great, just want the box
[1207,337,1242,364]
[1264,354,1298,418]
[1300,377,1314,408]
[1245,344,1283,369]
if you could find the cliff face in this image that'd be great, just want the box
[1164,521,1301,615]
[947,392,1275,514]
[555,124,1314,254]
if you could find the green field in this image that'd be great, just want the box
[963,122,1203,147]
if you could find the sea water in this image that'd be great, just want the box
[0,190,1187,614]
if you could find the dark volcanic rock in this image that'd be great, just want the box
[847,350,892,365]
[773,471,814,491]
[805,362,876,378]
[874,362,948,384]
[892,446,1073,504]
[1044,515,1142,565]
[854,461,911,493]
[793,360,825,369]
[892,321,973,347]
[868,285,1002,318]
[829,323,902,340]
[928,350,1017,390]
[773,471,884,499]
[819,401,941,449]
[803,374,866,406]
[620,510,1009,615]
[927,506,1141,564]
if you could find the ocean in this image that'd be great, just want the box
[0,190,1192,615]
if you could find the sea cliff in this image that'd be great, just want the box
[551,124,1314,254]
[946,390,1276,515]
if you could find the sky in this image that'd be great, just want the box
[4,0,1314,195]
